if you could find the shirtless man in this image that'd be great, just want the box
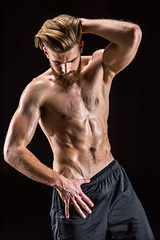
[4,15,154,239]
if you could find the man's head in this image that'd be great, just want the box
[35,14,84,87]
[35,14,82,53]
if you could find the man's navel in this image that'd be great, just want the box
[89,147,96,161]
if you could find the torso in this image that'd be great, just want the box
[37,52,115,179]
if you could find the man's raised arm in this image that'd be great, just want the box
[81,18,142,74]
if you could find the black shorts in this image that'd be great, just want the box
[50,159,155,240]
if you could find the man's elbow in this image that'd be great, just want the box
[3,142,19,166]
[132,24,142,45]
[127,24,142,49]
[3,143,13,164]
[125,24,142,47]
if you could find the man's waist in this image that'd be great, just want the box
[53,150,114,179]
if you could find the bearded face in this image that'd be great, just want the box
[43,42,84,88]
[50,59,81,88]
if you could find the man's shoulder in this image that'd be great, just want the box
[20,69,52,107]
[26,69,52,92]
[82,49,104,62]
[92,49,104,59]
[82,50,115,85]
[81,50,104,72]
[33,68,53,85]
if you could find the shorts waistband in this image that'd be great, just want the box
[82,159,119,189]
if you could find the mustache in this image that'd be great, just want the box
[57,70,76,78]
[50,60,81,87]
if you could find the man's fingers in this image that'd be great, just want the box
[79,179,94,208]
[71,197,86,219]
[63,178,94,219]
[76,196,92,215]
[65,200,70,219]
[80,192,94,207]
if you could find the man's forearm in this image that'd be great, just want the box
[81,18,141,46]
[4,146,63,189]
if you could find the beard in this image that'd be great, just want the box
[50,60,81,88]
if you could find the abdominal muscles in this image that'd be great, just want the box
[51,115,113,179]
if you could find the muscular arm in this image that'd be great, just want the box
[3,81,62,187]
[81,18,142,74]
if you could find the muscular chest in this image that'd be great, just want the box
[42,83,106,122]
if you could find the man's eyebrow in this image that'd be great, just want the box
[68,56,78,62]
[52,56,78,64]
[52,60,61,64]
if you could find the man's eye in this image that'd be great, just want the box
[53,61,61,65]
[55,62,61,65]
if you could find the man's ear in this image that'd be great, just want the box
[43,46,49,59]
[80,40,84,54]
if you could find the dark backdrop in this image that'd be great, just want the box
[1,0,160,239]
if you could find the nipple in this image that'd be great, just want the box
[62,114,72,120]
[95,98,99,106]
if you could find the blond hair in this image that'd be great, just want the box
[35,14,82,53]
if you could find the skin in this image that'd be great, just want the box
[4,18,142,219]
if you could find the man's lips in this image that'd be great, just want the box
[65,72,74,77]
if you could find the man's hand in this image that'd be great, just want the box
[80,18,88,34]
[56,177,94,219]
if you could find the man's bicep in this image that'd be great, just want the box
[103,26,142,74]
[6,95,41,148]
[13,107,40,145]
[103,42,138,74]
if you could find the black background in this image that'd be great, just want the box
[1,0,160,239]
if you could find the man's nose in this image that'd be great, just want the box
[61,63,70,74]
